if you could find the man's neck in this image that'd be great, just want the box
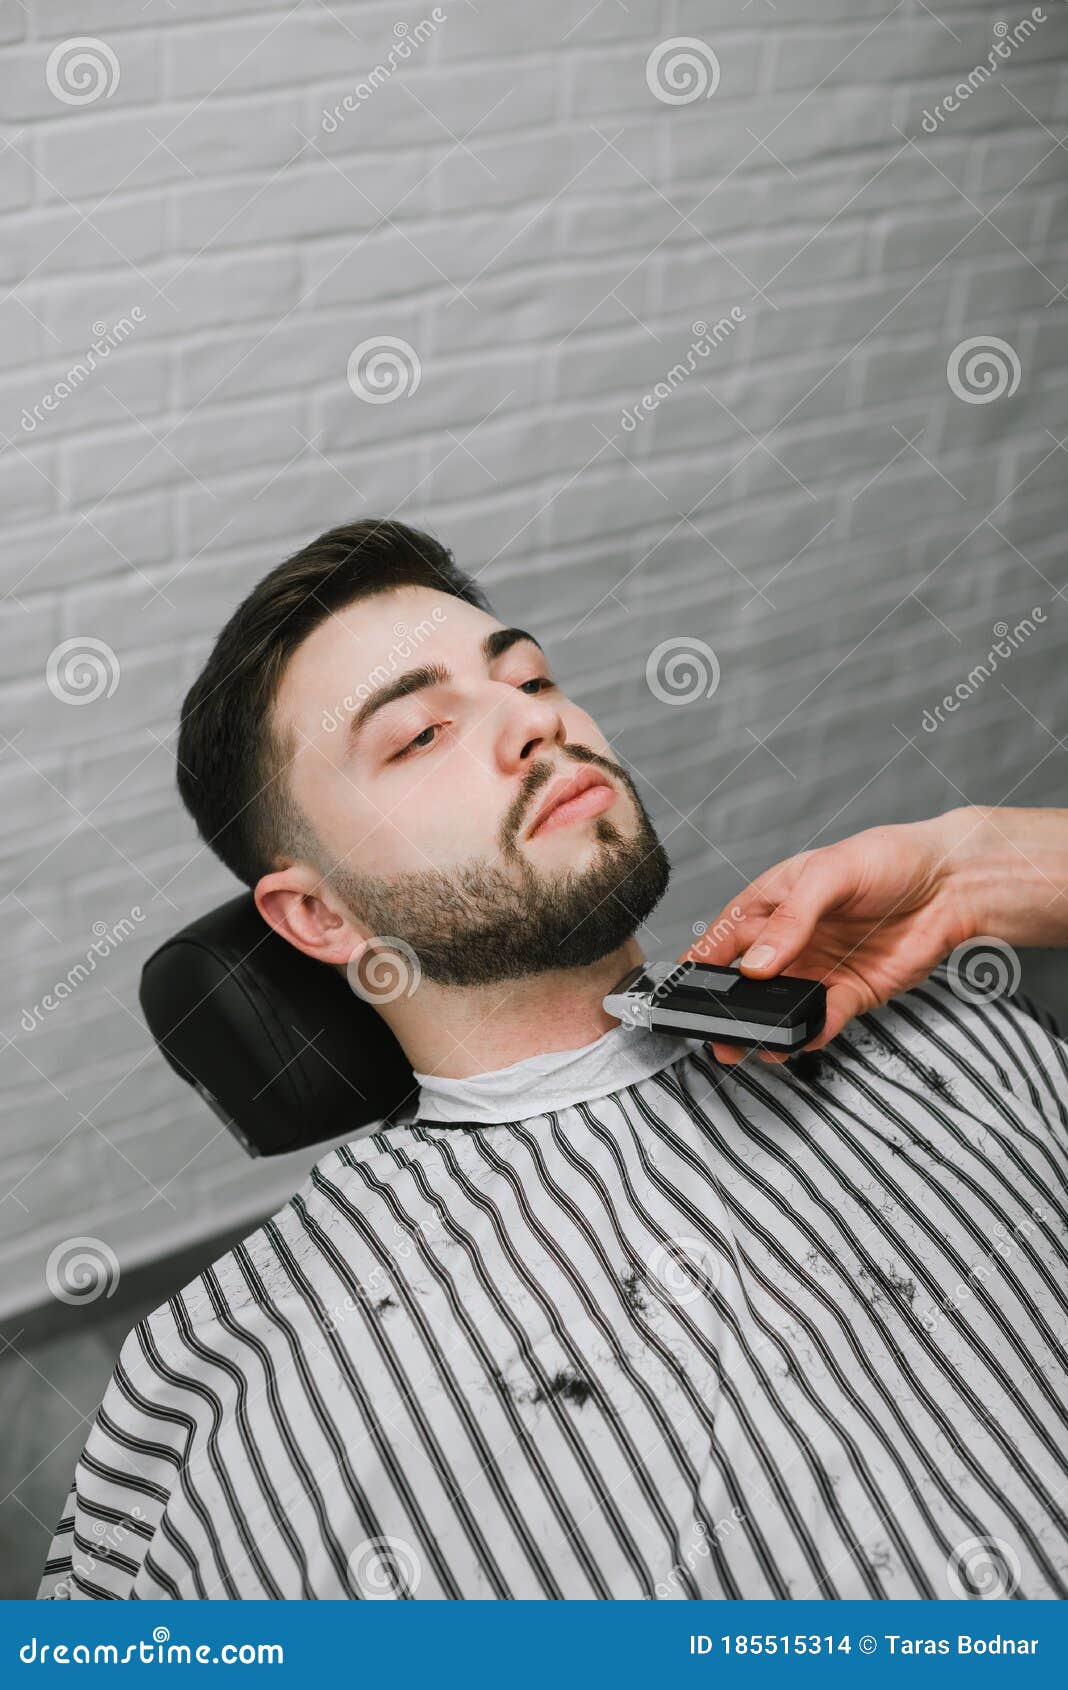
[379,936,646,1080]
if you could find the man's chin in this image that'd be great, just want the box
[537,816,672,970]
[323,800,671,989]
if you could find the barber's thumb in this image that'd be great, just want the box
[736,904,813,974]
[735,851,845,973]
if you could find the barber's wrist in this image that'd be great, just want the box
[928,805,994,949]
[934,803,1068,950]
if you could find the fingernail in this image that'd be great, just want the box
[740,943,775,968]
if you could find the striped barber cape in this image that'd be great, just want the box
[37,964,1068,1600]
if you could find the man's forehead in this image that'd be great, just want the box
[283,590,470,688]
[274,588,537,744]
[321,585,487,655]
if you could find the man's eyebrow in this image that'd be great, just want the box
[344,627,545,752]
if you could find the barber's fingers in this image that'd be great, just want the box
[707,1039,793,1068]
[734,849,857,977]
[676,906,749,967]
[763,977,872,1061]
[708,1038,746,1065]
[676,856,811,968]
[708,976,862,1070]
[684,850,838,1066]
[808,976,877,1048]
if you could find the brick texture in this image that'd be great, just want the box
[1,1,1066,1318]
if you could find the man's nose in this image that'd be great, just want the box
[498,690,566,770]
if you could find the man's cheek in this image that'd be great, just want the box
[569,711,611,756]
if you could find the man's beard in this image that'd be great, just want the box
[327,748,672,988]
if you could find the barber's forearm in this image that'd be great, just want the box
[939,804,1068,949]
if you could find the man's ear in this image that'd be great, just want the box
[254,864,370,972]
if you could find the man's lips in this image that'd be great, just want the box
[525,767,616,839]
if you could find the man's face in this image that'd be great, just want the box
[272,584,671,986]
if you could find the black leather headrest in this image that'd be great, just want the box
[139,894,417,1157]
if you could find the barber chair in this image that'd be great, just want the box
[139,895,416,1157]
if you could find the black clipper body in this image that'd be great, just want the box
[603,959,826,1052]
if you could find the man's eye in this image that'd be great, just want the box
[389,679,554,762]
[391,725,439,762]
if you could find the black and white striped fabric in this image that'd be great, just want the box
[38,965,1068,1600]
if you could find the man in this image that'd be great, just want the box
[38,519,1068,1599]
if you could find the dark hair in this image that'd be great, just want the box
[176,517,493,889]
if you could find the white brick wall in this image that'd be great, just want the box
[1,0,1066,1319]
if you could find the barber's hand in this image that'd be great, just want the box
[678,807,979,1066]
